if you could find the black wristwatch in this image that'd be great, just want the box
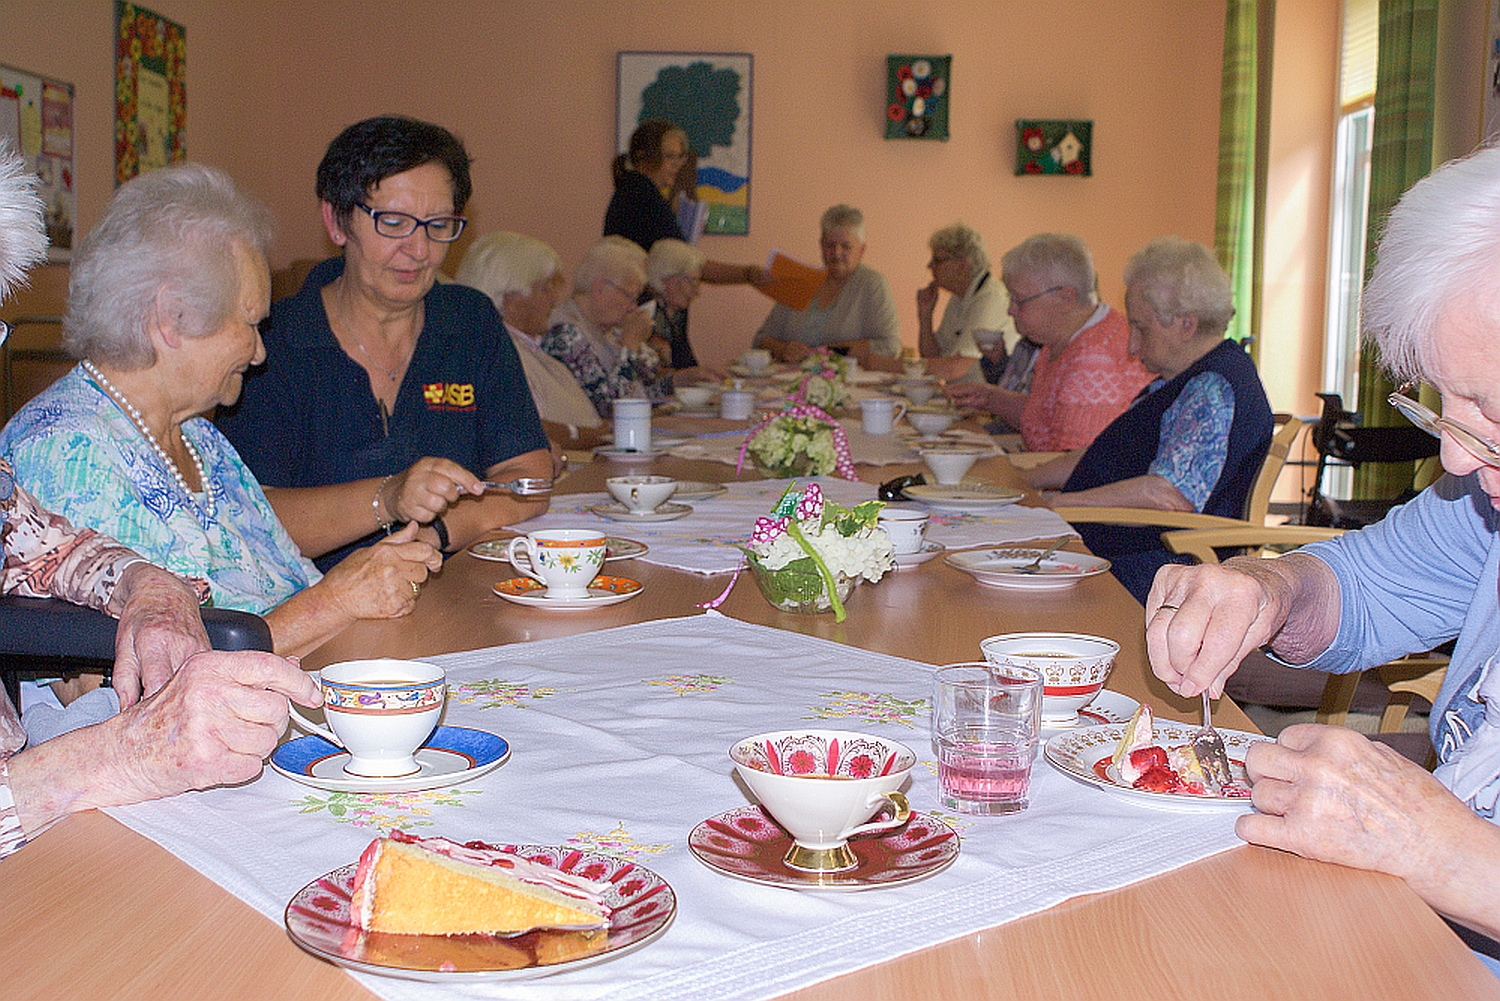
[430,516,451,554]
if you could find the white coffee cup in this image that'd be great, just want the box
[860,397,907,435]
[721,389,756,420]
[742,349,772,375]
[507,529,607,598]
[878,505,929,555]
[922,446,985,485]
[291,659,446,777]
[606,475,677,512]
[972,328,1006,353]
[902,380,938,406]
[612,397,652,452]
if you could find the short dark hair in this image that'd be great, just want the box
[315,116,472,226]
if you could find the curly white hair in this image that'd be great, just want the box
[0,139,47,302]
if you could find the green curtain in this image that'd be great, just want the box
[1354,0,1437,499]
[1214,0,1259,352]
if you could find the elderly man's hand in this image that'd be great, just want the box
[1237,725,1499,904]
[109,563,211,708]
[108,650,321,800]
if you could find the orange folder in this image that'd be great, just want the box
[758,251,826,312]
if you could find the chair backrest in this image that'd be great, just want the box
[1242,415,1302,525]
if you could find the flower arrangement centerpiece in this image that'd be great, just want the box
[791,347,851,411]
[739,482,893,621]
[741,409,848,479]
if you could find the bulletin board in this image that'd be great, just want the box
[0,63,75,262]
[115,1,186,185]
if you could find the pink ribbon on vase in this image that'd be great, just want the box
[734,401,860,482]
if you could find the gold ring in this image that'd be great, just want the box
[410,580,422,596]
[1156,603,1180,612]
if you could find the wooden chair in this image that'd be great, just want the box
[1051,415,1302,533]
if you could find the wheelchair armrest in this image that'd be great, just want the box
[0,595,273,657]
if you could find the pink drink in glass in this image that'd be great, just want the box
[937,730,1032,814]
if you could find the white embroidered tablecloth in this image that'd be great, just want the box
[665,419,998,469]
[107,614,1245,1001]
[512,478,1076,574]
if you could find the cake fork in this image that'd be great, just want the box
[481,477,553,496]
[1192,691,1234,792]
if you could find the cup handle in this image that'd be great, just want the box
[507,538,547,586]
[891,402,907,424]
[288,703,343,748]
[843,790,912,839]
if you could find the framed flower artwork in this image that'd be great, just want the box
[1016,120,1092,176]
[885,55,950,140]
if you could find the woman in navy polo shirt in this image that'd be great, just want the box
[218,117,551,572]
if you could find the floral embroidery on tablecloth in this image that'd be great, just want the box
[643,673,733,695]
[448,679,561,709]
[293,788,480,829]
[805,691,928,728]
[565,821,673,857]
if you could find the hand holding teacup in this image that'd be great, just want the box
[290,659,446,777]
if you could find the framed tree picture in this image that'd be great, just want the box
[617,52,752,236]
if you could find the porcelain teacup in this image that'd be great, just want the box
[731,729,914,872]
[921,445,985,485]
[878,505,929,555]
[979,632,1120,725]
[507,529,607,598]
[291,659,445,777]
[606,475,678,512]
[742,349,772,375]
[675,385,714,409]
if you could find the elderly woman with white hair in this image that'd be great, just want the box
[1025,237,1272,602]
[0,163,441,661]
[1144,148,1500,974]
[646,237,708,370]
[454,231,604,443]
[753,204,900,365]
[916,222,1016,383]
[541,236,686,417]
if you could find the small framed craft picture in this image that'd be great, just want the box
[885,55,950,140]
[1016,120,1092,176]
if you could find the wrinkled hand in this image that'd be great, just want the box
[916,280,940,319]
[1237,724,1479,891]
[108,650,322,800]
[319,522,441,620]
[385,457,483,524]
[110,563,211,709]
[619,307,654,351]
[772,340,812,364]
[945,380,1005,413]
[1144,559,1295,698]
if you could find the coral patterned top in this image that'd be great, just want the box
[1019,305,1151,452]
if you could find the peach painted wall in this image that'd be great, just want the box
[2,0,1226,365]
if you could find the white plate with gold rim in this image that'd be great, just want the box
[468,536,649,565]
[944,548,1110,590]
[589,501,693,523]
[1044,722,1266,810]
[905,483,1024,512]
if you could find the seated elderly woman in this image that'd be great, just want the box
[0,141,321,858]
[454,231,606,446]
[1147,148,1500,975]
[0,163,442,661]
[753,204,901,366]
[541,236,692,417]
[1025,238,1272,603]
[218,117,551,571]
[916,222,1015,384]
[646,237,707,371]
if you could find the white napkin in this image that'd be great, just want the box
[1433,656,1500,811]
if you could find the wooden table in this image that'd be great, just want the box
[3,448,1496,1000]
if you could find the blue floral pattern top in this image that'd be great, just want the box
[0,366,320,612]
[1146,371,1234,511]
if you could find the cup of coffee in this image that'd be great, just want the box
[860,396,907,435]
[731,729,914,872]
[507,529,607,598]
[972,328,1006,353]
[720,389,756,420]
[878,505,929,555]
[291,659,446,777]
[742,349,772,375]
[606,475,677,512]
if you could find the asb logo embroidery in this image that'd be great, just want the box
[423,382,475,411]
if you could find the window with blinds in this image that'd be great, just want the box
[1341,0,1379,109]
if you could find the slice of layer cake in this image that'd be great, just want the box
[350,831,611,937]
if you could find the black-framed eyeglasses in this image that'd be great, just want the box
[1389,380,1500,468]
[353,202,467,242]
[1010,285,1067,308]
[0,319,11,349]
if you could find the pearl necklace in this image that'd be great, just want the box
[82,360,216,520]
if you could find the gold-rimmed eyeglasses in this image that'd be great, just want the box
[1388,381,1500,468]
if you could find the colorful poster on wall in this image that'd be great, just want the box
[885,55,950,140]
[0,63,75,261]
[617,52,752,236]
[1016,120,1092,176]
[115,1,186,185]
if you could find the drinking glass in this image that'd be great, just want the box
[932,662,1043,815]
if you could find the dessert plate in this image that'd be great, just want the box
[1043,689,1139,731]
[591,446,664,462]
[670,480,727,502]
[892,540,945,568]
[1044,722,1268,810]
[904,484,1023,512]
[492,575,643,609]
[944,548,1111,590]
[468,536,648,565]
[285,845,676,982]
[589,501,693,523]
[270,725,509,794]
[687,805,959,891]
